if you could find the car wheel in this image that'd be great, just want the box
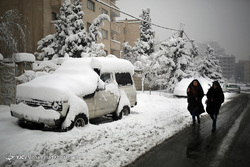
[113,106,130,120]
[65,113,88,131]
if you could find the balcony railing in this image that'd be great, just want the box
[111,39,121,51]
[111,22,120,34]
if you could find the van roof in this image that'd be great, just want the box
[91,55,134,74]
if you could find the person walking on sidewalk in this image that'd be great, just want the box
[187,79,205,125]
[206,81,224,132]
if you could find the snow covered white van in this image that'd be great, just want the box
[10,56,137,131]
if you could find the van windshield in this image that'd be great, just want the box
[115,73,133,86]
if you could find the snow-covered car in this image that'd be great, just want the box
[173,78,212,97]
[226,84,240,93]
[10,56,137,131]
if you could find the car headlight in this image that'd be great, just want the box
[52,102,59,111]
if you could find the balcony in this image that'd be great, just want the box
[51,0,63,9]
[111,39,121,51]
[110,2,120,17]
[111,22,120,34]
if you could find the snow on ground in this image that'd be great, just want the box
[0,91,238,167]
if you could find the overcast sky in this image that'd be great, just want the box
[116,0,250,62]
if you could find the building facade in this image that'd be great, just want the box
[216,55,235,80]
[0,0,121,58]
[235,60,250,84]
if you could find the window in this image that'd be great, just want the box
[115,73,133,86]
[87,0,95,11]
[102,8,108,15]
[102,29,108,39]
[87,22,91,33]
[52,12,58,20]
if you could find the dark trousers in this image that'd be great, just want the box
[209,114,217,128]
[192,111,200,124]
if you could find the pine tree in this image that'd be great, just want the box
[165,34,191,92]
[65,0,88,58]
[36,0,110,60]
[197,44,224,82]
[133,8,156,92]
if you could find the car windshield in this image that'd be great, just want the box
[115,73,133,86]
[100,73,111,83]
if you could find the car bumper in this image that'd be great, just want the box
[10,103,61,126]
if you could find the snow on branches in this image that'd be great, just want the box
[0,9,29,59]
[36,0,110,60]
[197,44,224,82]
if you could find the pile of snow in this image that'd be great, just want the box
[91,56,134,74]
[1,92,238,167]
[173,78,212,97]
[14,53,35,62]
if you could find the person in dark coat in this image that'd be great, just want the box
[187,79,205,125]
[206,81,224,132]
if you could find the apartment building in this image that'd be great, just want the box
[116,19,141,48]
[216,54,235,80]
[235,60,250,83]
[0,0,121,58]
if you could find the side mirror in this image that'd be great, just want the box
[97,79,105,91]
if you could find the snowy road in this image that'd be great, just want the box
[0,92,238,167]
[128,93,250,167]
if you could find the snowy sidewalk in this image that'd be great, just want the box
[0,91,237,167]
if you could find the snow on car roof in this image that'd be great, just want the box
[91,55,134,75]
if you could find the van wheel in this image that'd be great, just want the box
[65,113,88,131]
[113,106,130,120]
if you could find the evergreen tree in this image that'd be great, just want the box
[133,8,156,92]
[165,34,191,92]
[36,0,110,60]
[197,44,224,82]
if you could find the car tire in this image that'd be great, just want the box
[65,113,88,131]
[113,106,130,120]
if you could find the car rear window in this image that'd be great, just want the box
[228,85,238,88]
[115,73,133,86]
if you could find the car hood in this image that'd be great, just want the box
[17,58,100,101]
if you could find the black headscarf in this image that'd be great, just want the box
[187,79,205,114]
[206,81,225,115]
[187,79,204,101]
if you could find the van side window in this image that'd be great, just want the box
[115,73,133,86]
[100,73,111,83]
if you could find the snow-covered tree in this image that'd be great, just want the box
[132,8,156,92]
[197,44,224,82]
[36,0,110,60]
[122,42,135,63]
[0,9,28,59]
[164,34,192,92]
